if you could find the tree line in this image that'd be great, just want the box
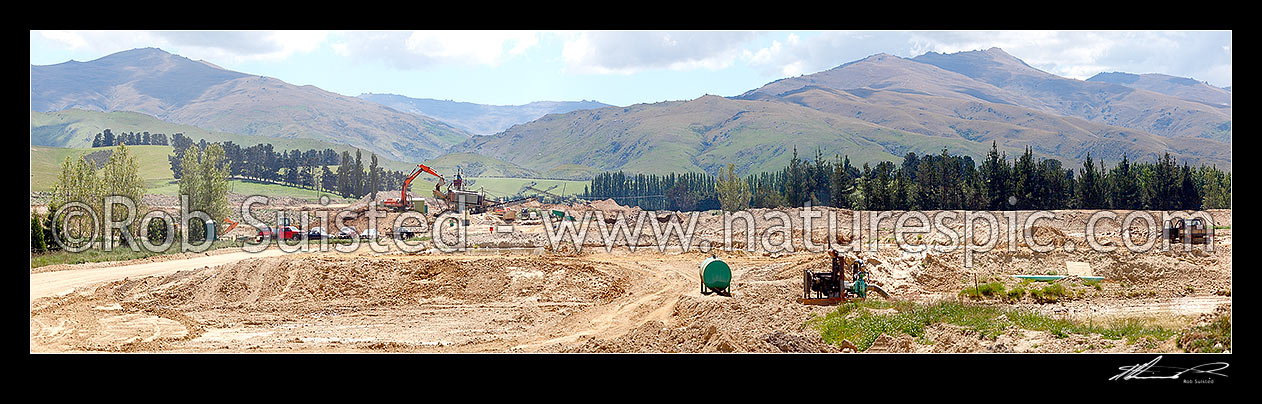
[33,143,147,252]
[166,133,409,200]
[581,171,721,211]
[91,129,170,147]
[582,142,1231,212]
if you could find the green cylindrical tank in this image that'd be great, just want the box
[699,257,731,295]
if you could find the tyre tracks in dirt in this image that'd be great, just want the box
[30,249,289,305]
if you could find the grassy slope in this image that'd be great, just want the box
[30,145,176,191]
[419,152,540,178]
[459,95,1029,177]
[30,109,421,172]
[32,144,585,202]
[32,145,350,201]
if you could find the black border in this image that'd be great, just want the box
[26,9,1235,394]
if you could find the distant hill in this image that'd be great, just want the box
[456,49,1231,176]
[359,94,611,136]
[1087,72,1232,107]
[456,95,1039,176]
[29,109,419,172]
[30,48,471,162]
[911,48,1231,142]
[419,152,540,178]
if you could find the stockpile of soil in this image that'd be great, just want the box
[117,255,628,310]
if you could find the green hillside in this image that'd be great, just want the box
[30,109,420,172]
[419,152,540,178]
[30,145,176,191]
[32,144,587,204]
[31,145,360,202]
[31,48,471,162]
[457,95,1036,177]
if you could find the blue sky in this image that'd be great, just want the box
[30,30,1232,107]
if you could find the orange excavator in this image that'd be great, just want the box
[384,163,446,212]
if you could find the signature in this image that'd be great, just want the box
[1110,356,1229,381]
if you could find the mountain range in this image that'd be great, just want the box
[455,48,1231,176]
[31,47,1231,179]
[357,94,610,136]
[31,48,469,162]
[1086,71,1232,107]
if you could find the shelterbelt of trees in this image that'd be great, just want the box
[165,133,409,200]
[582,142,1231,213]
[90,128,170,147]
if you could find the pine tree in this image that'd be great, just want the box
[1179,163,1201,210]
[353,150,364,198]
[785,148,806,207]
[1112,155,1140,209]
[1077,152,1105,209]
[369,153,380,202]
[981,142,1011,210]
[1151,153,1180,210]
[829,154,856,209]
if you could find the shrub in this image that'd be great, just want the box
[1006,287,1026,302]
[31,215,47,253]
[810,300,1178,350]
[959,282,1006,300]
[1178,315,1231,353]
[1035,283,1069,303]
[1083,279,1103,291]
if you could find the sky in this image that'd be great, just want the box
[30,30,1232,107]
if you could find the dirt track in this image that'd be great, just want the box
[30,249,287,305]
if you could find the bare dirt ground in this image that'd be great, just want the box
[30,204,1231,354]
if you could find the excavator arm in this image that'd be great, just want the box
[387,164,446,211]
[401,164,444,200]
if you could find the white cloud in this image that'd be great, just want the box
[334,30,540,69]
[903,30,1232,86]
[34,30,329,65]
[37,30,161,55]
[742,31,909,77]
[562,31,758,75]
[738,30,1230,87]
[154,30,329,64]
[38,30,91,49]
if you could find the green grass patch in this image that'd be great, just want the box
[1025,282,1071,303]
[1083,279,1103,291]
[1177,315,1231,353]
[30,145,176,192]
[1006,287,1026,302]
[808,300,1178,351]
[30,239,241,268]
[959,281,1006,300]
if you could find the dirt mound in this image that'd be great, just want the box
[119,255,629,310]
[31,255,633,352]
[589,198,625,211]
